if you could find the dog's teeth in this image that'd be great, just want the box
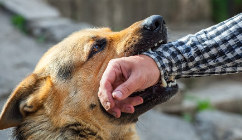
[137,89,145,92]
[148,48,153,52]
[159,40,163,43]
[154,43,158,46]
[171,83,176,86]
[161,77,167,87]
[168,83,171,87]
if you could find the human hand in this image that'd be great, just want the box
[98,55,160,118]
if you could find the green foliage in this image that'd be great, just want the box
[211,0,242,23]
[11,15,27,33]
[211,0,229,23]
[182,113,192,123]
[37,35,46,43]
[185,94,213,112]
[182,78,197,90]
[197,99,213,111]
[235,0,242,5]
[113,28,122,32]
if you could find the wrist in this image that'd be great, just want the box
[139,55,160,86]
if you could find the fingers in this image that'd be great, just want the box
[107,106,121,118]
[108,96,143,118]
[99,56,159,118]
[116,96,143,112]
[98,59,123,111]
[112,73,144,101]
[98,87,114,111]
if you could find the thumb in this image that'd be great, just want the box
[112,74,143,100]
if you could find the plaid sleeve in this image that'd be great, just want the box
[143,13,242,80]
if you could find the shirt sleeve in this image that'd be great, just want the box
[143,13,242,80]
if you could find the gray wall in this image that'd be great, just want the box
[45,0,211,30]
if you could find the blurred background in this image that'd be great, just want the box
[0,0,242,139]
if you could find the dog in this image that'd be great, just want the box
[0,15,178,140]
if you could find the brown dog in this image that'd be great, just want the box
[0,15,178,140]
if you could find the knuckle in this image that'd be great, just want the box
[107,60,120,72]
[121,83,133,95]
[98,90,103,98]
[109,59,119,66]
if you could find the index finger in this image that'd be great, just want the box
[98,60,121,111]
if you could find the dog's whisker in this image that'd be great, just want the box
[136,120,152,133]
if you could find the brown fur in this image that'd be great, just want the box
[0,17,168,140]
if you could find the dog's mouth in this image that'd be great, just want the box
[129,76,178,106]
[133,38,167,55]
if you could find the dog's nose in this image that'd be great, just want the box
[142,15,165,32]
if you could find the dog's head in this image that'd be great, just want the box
[0,15,178,139]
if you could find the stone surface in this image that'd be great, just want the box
[27,17,93,42]
[157,81,242,114]
[28,17,72,35]
[1,0,59,20]
[195,110,242,140]
[0,0,94,43]
[184,81,242,113]
[43,22,93,42]
[0,10,52,97]
[137,109,200,140]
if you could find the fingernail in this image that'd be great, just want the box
[125,107,131,112]
[111,112,117,118]
[113,91,123,99]
[105,102,110,110]
[136,99,143,105]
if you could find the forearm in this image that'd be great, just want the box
[143,13,242,80]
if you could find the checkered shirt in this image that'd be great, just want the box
[143,13,242,80]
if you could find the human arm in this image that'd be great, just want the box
[143,13,242,80]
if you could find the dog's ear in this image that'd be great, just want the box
[0,74,52,130]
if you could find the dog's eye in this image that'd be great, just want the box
[93,45,101,52]
[92,40,106,52]
[88,39,107,59]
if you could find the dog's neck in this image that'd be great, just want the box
[12,111,105,140]
[12,110,139,140]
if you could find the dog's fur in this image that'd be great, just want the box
[0,16,176,139]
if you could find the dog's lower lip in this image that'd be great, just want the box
[134,39,167,55]
[129,80,178,99]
